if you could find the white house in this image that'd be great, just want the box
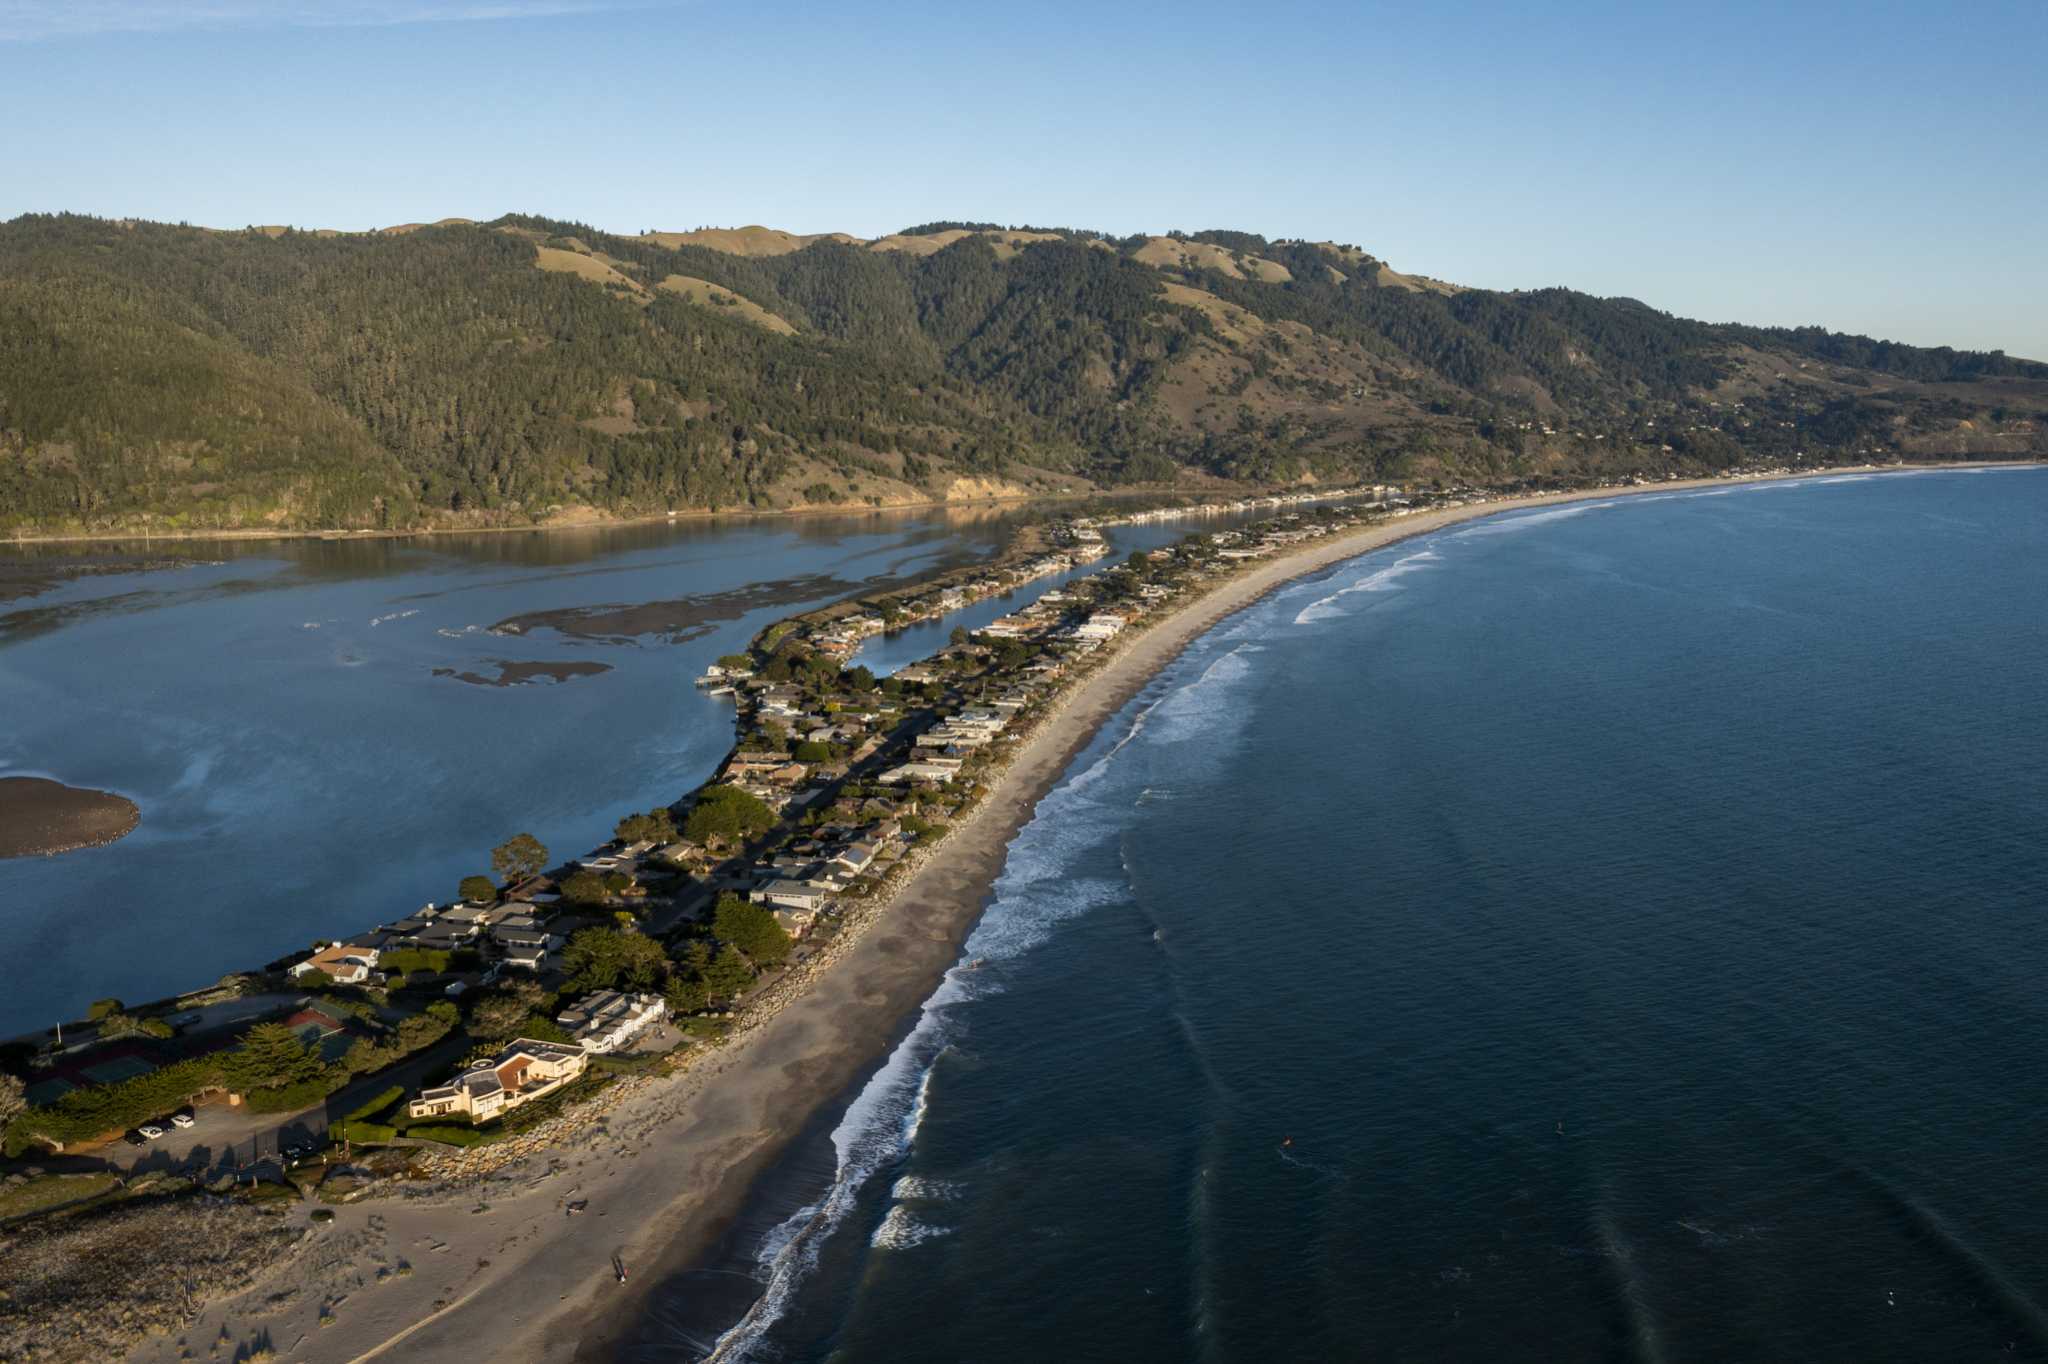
[752,879,832,913]
[555,990,667,1055]
[407,1039,587,1122]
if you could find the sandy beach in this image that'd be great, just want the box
[113,467,1972,1364]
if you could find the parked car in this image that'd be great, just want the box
[124,1130,148,1146]
[170,1111,196,1129]
[138,1123,165,1140]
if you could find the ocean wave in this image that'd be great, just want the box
[435,623,486,638]
[369,608,420,627]
[869,1205,952,1251]
[707,686,1167,1357]
[708,1040,953,1362]
[1293,548,1440,624]
[1456,501,1616,537]
[889,1175,964,1202]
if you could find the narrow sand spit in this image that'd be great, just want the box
[114,468,1962,1364]
[0,776,139,858]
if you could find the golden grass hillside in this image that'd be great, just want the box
[656,274,798,334]
[535,246,649,298]
[1130,236,1294,283]
[638,226,860,255]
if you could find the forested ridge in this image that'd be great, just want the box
[1,213,2041,534]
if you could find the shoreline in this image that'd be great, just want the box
[113,463,2034,1364]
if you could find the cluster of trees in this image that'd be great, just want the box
[544,892,792,1018]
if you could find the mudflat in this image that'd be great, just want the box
[0,776,140,858]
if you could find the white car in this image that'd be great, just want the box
[137,1124,165,1140]
[170,1112,196,1129]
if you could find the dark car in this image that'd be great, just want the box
[124,1130,148,1146]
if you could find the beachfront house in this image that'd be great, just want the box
[407,1038,587,1122]
[554,990,667,1054]
[290,942,380,985]
[751,880,832,913]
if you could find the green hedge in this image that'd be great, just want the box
[243,1074,338,1113]
[332,1121,397,1144]
[344,1085,405,1123]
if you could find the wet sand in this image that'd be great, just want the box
[0,776,140,858]
[119,466,1998,1364]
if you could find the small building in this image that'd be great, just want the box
[555,990,668,1054]
[751,880,832,913]
[291,942,380,985]
[407,1039,587,1122]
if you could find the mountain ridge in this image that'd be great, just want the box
[1,212,2041,536]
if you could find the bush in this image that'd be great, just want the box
[458,875,497,902]
[379,947,451,977]
[243,1074,338,1114]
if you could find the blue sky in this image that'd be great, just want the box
[4,0,2044,358]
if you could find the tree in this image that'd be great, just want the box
[846,665,876,691]
[703,944,756,1004]
[561,928,668,994]
[458,875,497,903]
[294,969,335,991]
[491,833,549,884]
[950,625,970,647]
[717,653,753,670]
[86,998,124,1021]
[470,980,549,1042]
[712,895,794,969]
[683,785,776,845]
[0,1070,23,1131]
[560,869,608,906]
[664,941,714,1014]
[225,1022,325,1092]
[793,740,838,763]
[615,809,677,845]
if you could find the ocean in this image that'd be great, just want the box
[635,468,2048,1362]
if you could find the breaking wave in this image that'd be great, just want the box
[869,1205,952,1251]
[1293,548,1440,624]
[1455,501,1616,536]
[707,720,1151,1361]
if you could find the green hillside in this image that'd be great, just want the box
[1,213,2041,535]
